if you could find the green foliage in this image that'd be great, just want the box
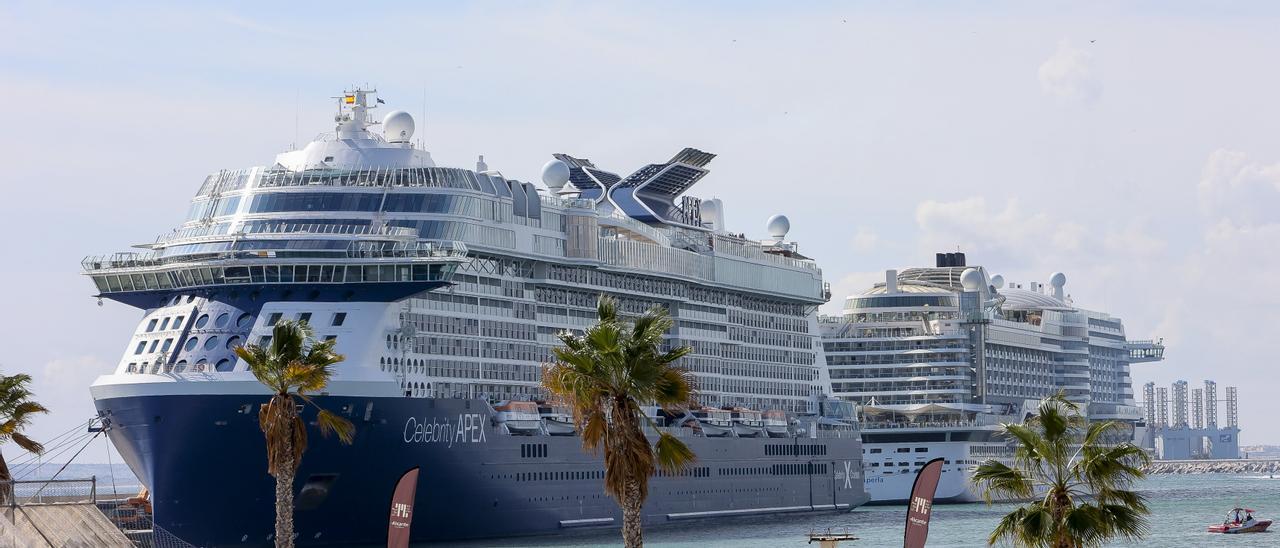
[0,373,48,456]
[234,320,355,477]
[543,295,697,503]
[972,392,1151,547]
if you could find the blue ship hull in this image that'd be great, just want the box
[97,393,868,547]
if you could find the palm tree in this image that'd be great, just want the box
[234,320,355,548]
[0,373,48,505]
[543,295,697,548]
[972,392,1151,548]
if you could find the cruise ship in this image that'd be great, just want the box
[83,89,868,546]
[820,253,1164,503]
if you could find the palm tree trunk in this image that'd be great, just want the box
[0,451,12,507]
[273,424,296,547]
[621,478,644,548]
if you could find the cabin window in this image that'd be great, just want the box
[332,312,347,326]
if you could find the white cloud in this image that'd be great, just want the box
[822,270,888,315]
[1038,40,1102,103]
[850,227,879,252]
[1197,148,1280,226]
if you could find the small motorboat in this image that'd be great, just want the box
[1208,507,1272,534]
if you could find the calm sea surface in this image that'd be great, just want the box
[13,465,1277,546]
[435,474,1280,548]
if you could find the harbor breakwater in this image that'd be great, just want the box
[1145,459,1280,475]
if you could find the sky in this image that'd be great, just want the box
[3,1,1280,458]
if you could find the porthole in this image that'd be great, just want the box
[174,360,188,372]
[204,336,219,350]
[195,358,208,372]
[215,358,233,372]
[183,337,199,352]
[214,313,230,328]
[236,313,253,328]
[194,314,210,328]
[225,336,242,350]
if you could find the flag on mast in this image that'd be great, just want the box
[903,458,944,548]
[387,467,421,548]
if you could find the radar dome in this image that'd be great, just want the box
[700,198,724,229]
[766,214,790,240]
[383,111,415,143]
[990,274,1005,289]
[541,159,571,191]
[960,267,984,291]
[1050,272,1067,288]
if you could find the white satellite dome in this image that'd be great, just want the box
[960,268,984,291]
[541,159,571,191]
[766,214,790,240]
[383,111,415,143]
[1049,272,1067,288]
[990,274,1005,289]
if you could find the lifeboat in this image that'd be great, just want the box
[690,407,734,437]
[492,400,543,435]
[763,409,791,438]
[536,402,577,436]
[727,407,765,438]
[1208,507,1272,534]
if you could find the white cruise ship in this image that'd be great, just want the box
[820,253,1165,503]
[83,89,866,546]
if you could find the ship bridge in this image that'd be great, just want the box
[1126,339,1165,363]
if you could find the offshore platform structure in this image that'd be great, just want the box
[1146,379,1241,459]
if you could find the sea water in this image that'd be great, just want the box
[13,464,1276,546]
[437,474,1280,547]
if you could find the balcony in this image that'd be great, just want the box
[1126,339,1165,363]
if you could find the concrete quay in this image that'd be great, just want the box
[1145,459,1280,475]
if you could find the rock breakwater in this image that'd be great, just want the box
[1145,459,1280,475]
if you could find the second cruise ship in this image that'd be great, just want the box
[83,89,867,546]
[821,253,1164,503]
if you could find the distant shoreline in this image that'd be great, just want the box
[1145,459,1280,475]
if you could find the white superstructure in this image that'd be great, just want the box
[821,253,1164,503]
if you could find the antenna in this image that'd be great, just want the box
[421,84,427,150]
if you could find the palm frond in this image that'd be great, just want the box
[972,459,1034,502]
[11,432,44,455]
[315,409,356,444]
[0,373,47,451]
[654,432,695,474]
